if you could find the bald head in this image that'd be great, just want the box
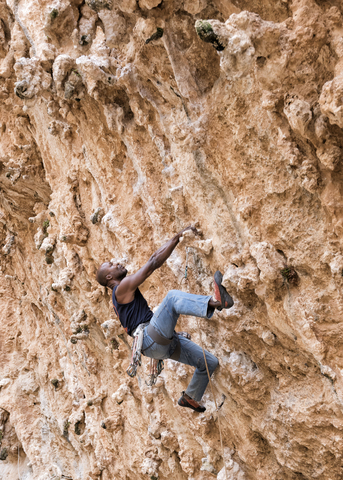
[96,261,128,289]
[96,263,110,287]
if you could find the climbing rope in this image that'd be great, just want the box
[197,318,227,479]
[181,247,228,480]
[18,445,21,480]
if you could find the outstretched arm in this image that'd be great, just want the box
[115,226,197,303]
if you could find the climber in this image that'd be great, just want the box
[96,226,234,412]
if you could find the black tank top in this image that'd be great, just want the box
[112,286,153,336]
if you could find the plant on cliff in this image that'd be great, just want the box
[281,266,299,286]
[195,20,225,51]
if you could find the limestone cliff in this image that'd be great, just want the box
[1,0,343,478]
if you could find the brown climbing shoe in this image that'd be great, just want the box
[178,392,206,412]
[214,271,234,311]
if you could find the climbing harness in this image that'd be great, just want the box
[181,246,228,480]
[126,322,165,386]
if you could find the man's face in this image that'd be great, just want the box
[105,261,127,281]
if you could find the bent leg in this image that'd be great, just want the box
[176,336,219,402]
[150,290,214,339]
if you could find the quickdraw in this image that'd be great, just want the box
[126,324,145,377]
[146,358,164,386]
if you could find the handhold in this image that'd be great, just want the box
[112,384,130,404]
[15,80,30,99]
[0,378,10,388]
[200,457,217,474]
[262,331,276,347]
[138,0,162,10]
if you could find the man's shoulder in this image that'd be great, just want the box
[115,282,137,304]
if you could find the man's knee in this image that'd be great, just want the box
[165,289,181,304]
[199,353,219,373]
[167,289,179,298]
[208,354,219,372]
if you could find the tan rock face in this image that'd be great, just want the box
[1,0,343,479]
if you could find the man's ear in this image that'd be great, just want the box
[105,274,112,280]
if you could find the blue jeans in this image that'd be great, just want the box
[142,290,219,402]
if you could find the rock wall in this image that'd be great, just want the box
[1,0,343,478]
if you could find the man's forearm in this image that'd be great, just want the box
[148,226,196,271]
[150,233,181,269]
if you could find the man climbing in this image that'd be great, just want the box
[96,226,234,412]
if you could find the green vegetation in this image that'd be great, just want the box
[111,337,119,350]
[196,20,213,34]
[76,324,89,334]
[195,20,225,51]
[50,8,58,20]
[281,266,299,286]
[86,0,112,12]
[0,448,8,460]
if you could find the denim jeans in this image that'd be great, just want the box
[142,290,219,402]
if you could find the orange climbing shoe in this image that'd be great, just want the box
[178,392,206,412]
[214,271,234,311]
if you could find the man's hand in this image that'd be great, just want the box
[177,225,199,239]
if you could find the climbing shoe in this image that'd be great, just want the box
[214,270,234,311]
[178,392,206,412]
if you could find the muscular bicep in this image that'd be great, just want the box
[115,259,155,303]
